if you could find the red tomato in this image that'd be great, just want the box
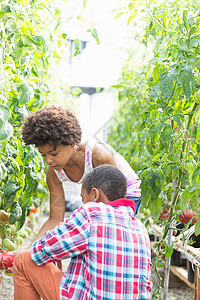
[0,251,14,270]
[0,210,9,223]
[159,212,169,220]
[28,205,38,217]
[179,209,198,224]
[30,206,38,213]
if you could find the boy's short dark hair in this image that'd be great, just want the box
[22,106,82,146]
[82,165,127,201]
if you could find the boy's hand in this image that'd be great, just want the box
[54,260,62,271]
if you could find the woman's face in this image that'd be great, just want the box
[37,144,75,171]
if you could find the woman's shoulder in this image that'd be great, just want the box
[92,142,116,167]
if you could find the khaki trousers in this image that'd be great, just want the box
[13,250,64,300]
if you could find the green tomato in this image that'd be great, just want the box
[24,226,32,235]
[19,228,29,238]
[3,238,16,251]
[155,258,165,268]
[10,225,17,235]
[193,90,200,104]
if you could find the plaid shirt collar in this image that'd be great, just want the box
[106,198,135,214]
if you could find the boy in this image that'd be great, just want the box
[13,165,152,300]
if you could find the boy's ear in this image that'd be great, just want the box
[91,188,100,202]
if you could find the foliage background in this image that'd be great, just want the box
[108,0,200,261]
[0,0,71,244]
[0,0,100,246]
[1,0,200,296]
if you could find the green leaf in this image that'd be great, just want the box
[180,190,191,212]
[127,15,134,26]
[8,202,22,224]
[192,167,200,187]
[73,39,81,56]
[177,38,189,52]
[160,124,173,142]
[173,114,182,127]
[0,122,14,141]
[159,70,176,99]
[24,170,39,198]
[190,36,200,48]
[3,179,21,210]
[0,105,10,127]
[19,83,34,104]
[115,12,124,19]
[12,47,27,62]
[141,168,163,202]
[165,245,173,257]
[87,28,100,45]
[189,26,197,37]
[18,206,27,230]
[31,66,40,78]
[0,165,3,181]
[8,157,20,173]
[4,179,17,197]
[195,217,200,236]
[149,196,162,221]
[1,5,11,13]
[178,65,192,101]
[128,2,134,10]
[183,10,188,29]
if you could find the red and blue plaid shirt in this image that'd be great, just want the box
[31,199,152,299]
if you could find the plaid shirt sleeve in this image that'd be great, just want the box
[30,206,90,265]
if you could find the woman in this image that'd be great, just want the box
[22,106,141,242]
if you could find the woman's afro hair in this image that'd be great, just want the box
[22,106,82,146]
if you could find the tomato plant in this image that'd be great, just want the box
[0,0,63,249]
[0,0,94,251]
[108,0,200,298]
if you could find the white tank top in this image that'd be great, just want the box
[54,141,141,200]
[54,141,94,183]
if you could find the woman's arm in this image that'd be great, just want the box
[28,166,65,246]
